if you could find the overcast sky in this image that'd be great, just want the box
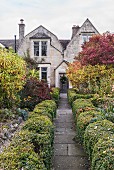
[0,0,114,39]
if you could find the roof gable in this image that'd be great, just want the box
[55,60,69,70]
[30,32,51,39]
[79,18,99,34]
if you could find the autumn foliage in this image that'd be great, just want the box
[0,48,26,108]
[79,33,114,66]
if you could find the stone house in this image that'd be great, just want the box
[0,18,99,92]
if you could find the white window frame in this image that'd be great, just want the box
[38,64,51,87]
[81,33,93,44]
[31,39,50,59]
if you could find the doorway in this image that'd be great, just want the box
[59,73,69,93]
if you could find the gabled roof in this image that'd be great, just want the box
[55,60,69,70]
[30,32,51,39]
[59,39,70,50]
[0,39,19,51]
[79,18,99,34]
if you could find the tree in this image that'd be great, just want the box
[79,33,114,66]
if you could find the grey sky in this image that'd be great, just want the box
[0,0,114,39]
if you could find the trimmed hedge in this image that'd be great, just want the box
[92,134,114,170]
[84,119,114,160]
[77,110,104,142]
[0,140,46,170]
[33,100,57,120]
[67,89,94,106]
[0,99,57,170]
[72,98,95,118]
[51,87,60,105]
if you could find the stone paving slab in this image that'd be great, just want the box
[54,134,75,144]
[54,122,73,128]
[53,156,89,170]
[68,144,87,156]
[54,128,76,135]
[54,144,68,156]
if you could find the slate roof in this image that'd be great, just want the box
[59,39,70,50]
[29,32,51,39]
[0,39,19,51]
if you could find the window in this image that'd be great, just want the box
[34,42,39,56]
[82,34,92,44]
[41,67,47,80]
[34,41,47,56]
[41,41,47,56]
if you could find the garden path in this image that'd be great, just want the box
[52,93,89,170]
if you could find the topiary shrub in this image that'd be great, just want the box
[91,134,114,170]
[84,119,114,160]
[19,78,51,111]
[72,98,95,118]
[0,140,46,170]
[77,110,104,142]
[50,87,60,105]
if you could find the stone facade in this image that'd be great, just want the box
[17,18,99,89]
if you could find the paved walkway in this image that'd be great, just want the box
[52,93,89,170]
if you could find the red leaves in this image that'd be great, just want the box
[80,34,114,66]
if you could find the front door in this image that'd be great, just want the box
[60,74,69,93]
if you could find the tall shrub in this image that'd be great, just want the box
[0,48,26,108]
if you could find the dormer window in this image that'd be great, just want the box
[34,40,47,57]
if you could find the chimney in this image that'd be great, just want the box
[19,19,25,45]
[71,25,80,39]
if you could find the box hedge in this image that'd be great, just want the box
[67,89,94,106]
[77,110,104,142]
[51,87,60,105]
[34,100,57,119]
[0,140,46,170]
[72,98,95,118]
[91,134,114,170]
[84,119,114,160]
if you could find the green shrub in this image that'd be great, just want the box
[77,110,104,142]
[0,48,26,108]
[91,134,114,170]
[34,100,57,119]
[23,116,54,139]
[30,107,53,121]
[22,115,54,169]
[51,87,60,105]
[0,140,46,170]
[84,119,114,160]
[13,130,52,170]
[68,89,94,106]
[72,98,95,118]
[67,89,77,106]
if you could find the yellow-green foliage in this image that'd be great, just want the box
[67,64,114,96]
[50,87,60,104]
[72,98,95,118]
[0,48,26,107]
[92,135,114,170]
[77,110,104,142]
[84,119,114,160]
